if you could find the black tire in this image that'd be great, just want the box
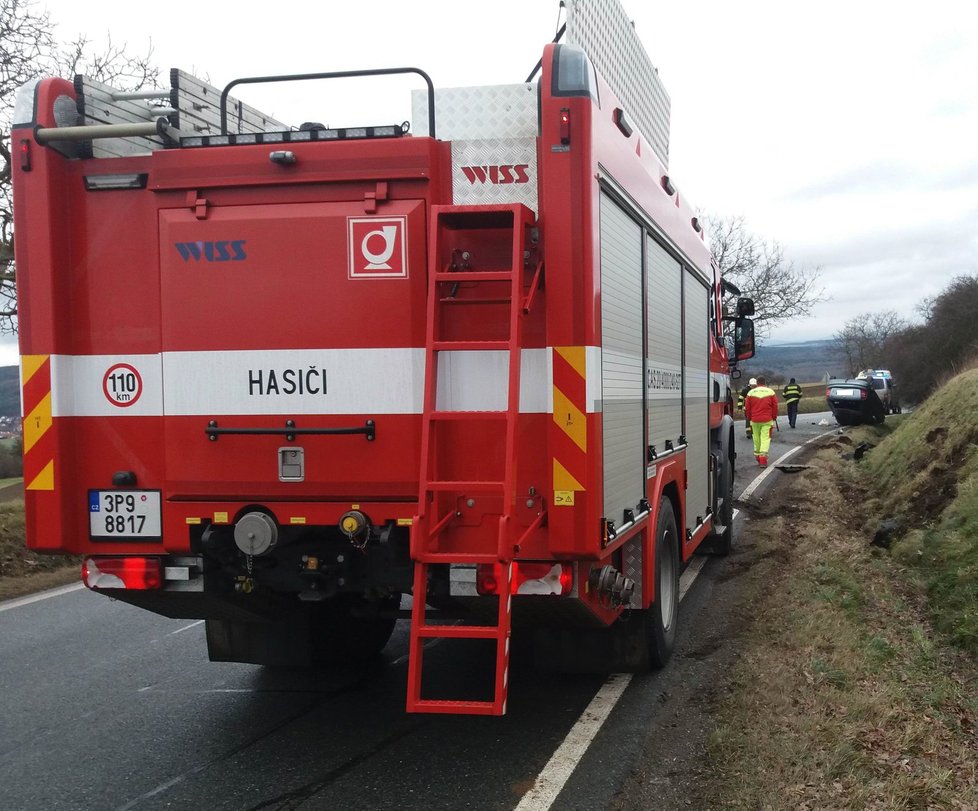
[308,594,399,663]
[646,499,679,668]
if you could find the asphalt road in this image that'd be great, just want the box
[0,412,838,811]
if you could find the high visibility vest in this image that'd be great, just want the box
[782,383,802,404]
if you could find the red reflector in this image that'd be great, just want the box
[559,565,574,595]
[476,564,499,595]
[83,557,163,590]
[559,108,571,145]
[20,139,31,172]
[476,562,573,596]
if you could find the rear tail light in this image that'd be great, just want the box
[559,108,571,145]
[83,557,163,590]
[476,562,573,596]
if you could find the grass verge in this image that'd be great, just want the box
[0,500,80,601]
[705,423,978,808]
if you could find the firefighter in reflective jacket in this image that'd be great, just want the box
[739,378,757,437]
[745,375,779,467]
[782,378,803,428]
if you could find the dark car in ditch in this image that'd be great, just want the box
[826,378,886,426]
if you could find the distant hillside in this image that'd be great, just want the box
[738,339,845,384]
[0,366,17,417]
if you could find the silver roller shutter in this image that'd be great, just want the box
[600,193,645,525]
[646,236,683,454]
[683,272,710,535]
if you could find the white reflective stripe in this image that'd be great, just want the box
[586,346,602,413]
[51,354,163,417]
[436,348,549,412]
[710,372,730,402]
[163,348,424,416]
[46,348,605,417]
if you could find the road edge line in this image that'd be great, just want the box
[0,581,84,612]
[514,427,838,809]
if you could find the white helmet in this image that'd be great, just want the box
[749,377,758,386]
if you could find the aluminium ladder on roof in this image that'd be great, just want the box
[70,69,288,158]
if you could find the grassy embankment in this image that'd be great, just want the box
[707,368,978,808]
[0,499,79,600]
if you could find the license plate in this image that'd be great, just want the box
[89,490,162,539]
[834,388,857,397]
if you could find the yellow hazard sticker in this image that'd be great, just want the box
[213,512,229,523]
[186,517,202,525]
[397,518,413,526]
[290,517,307,525]
[554,490,575,506]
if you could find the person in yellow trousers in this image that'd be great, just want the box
[738,377,757,438]
[745,375,779,467]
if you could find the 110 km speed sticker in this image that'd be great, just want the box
[102,363,143,407]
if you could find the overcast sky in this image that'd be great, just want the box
[9,0,976,363]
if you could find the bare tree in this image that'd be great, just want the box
[705,214,825,337]
[886,274,978,402]
[0,0,157,333]
[833,310,907,376]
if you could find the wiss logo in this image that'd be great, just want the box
[174,240,247,262]
[460,164,531,185]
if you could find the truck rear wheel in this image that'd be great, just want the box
[646,499,679,667]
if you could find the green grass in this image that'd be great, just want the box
[864,367,978,657]
[704,436,978,808]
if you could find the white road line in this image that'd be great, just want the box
[515,431,837,810]
[679,555,708,601]
[514,673,633,811]
[169,620,204,636]
[0,581,84,612]
[739,428,837,502]
[515,540,716,811]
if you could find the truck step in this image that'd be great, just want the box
[408,699,504,716]
[414,624,499,640]
[434,270,513,282]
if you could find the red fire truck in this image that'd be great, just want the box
[13,2,754,715]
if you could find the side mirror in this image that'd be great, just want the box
[733,316,755,361]
[737,297,755,317]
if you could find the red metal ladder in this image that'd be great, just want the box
[406,203,538,715]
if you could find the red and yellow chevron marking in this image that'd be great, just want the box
[552,347,587,502]
[22,355,54,491]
